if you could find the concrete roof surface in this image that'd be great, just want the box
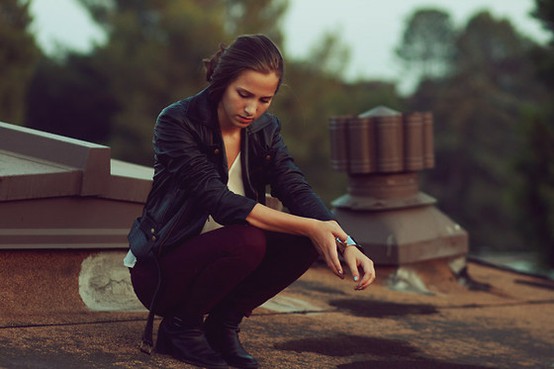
[1,261,553,369]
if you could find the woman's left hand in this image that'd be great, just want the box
[342,246,376,290]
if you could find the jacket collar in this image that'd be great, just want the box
[185,88,218,129]
[185,88,273,134]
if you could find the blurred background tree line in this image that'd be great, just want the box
[1,0,553,269]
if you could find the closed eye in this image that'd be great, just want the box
[237,88,273,104]
[238,90,251,98]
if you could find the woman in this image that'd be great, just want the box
[125,34,375,369]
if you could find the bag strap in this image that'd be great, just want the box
[135,179,157,354]
[136,204,181,355]
[139,256,162,355]
[135,171,186,354]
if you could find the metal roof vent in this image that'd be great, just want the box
[329,108,468,265]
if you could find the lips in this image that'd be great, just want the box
[237,115,254,124]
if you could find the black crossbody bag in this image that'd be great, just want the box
[127,193,180,354]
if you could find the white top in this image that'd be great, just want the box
[124,152,245,268]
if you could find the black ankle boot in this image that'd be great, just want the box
[156,316,228,369]
[205,311,259,369]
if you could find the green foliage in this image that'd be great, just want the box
[0,0,40,124]
[401,10,549,253]
[533,0,554,36]
[25,55,118,143]
[513,0,554,267]
[225,0,288,45]
[516,114,554,267]
[532,0,554,90]
[455,11,538,92]
[301,31,351,79]
[396,8,456,79]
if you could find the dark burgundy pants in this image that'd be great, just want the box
[130,224,318,321]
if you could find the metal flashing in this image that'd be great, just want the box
[0,122,152,250]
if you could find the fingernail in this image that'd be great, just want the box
[353,276,359,282]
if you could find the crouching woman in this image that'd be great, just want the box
[125,34,375,369]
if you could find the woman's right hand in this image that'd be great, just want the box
[246,205,351,279]
[305,219,348,278]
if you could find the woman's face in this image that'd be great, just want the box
[217,69,279,131]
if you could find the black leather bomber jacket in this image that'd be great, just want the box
[140,88,334,253]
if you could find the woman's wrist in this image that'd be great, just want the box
[302,218,321,238]
[336,235,357,255]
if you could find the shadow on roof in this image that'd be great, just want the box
[329,299,439,318]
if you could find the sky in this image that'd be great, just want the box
[30,0,549,92]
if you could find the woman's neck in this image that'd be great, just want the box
[220,126,241,168]
[217,101,241,136]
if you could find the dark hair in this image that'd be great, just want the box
[203,34,284,102]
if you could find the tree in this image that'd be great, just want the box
[513,0,554,268]
[396,8,456,82]
[26,55,118,143]
[0,0,40,124]
[302,31,351,79]
[455,12,539,97]
[532,0,554,89]
[516,115,554,268]
[407,10,547,252]
[225,0,288,46]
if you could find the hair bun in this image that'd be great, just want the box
[203,44,226,82]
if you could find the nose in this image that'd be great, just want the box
[244,102,256,117]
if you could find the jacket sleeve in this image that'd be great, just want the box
[153,102,257,224]
[266,118,335,221]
